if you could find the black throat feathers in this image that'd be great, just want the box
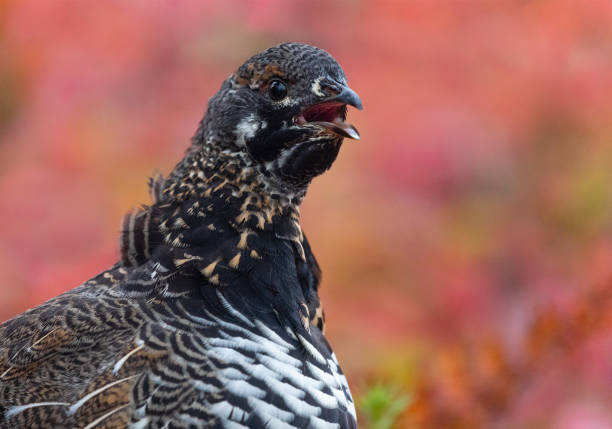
[119,143,325,333]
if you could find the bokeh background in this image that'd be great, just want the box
[2,1,612,428]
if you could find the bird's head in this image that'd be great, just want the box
[198,42,362,197]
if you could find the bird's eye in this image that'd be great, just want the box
[268,79,288,101]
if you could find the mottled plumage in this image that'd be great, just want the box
[0,42,362,429]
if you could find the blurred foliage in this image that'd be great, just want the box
[1,1,612,428]
[359,384,410,429]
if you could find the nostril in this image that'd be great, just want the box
[322,84,340,98]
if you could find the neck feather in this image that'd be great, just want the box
[120,141,307,280]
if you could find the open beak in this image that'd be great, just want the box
[294,84,362,140]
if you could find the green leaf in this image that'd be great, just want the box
[359,383,411,429]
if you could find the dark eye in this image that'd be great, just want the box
[269,79,288,101]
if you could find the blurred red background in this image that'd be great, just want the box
[1,1,612,428]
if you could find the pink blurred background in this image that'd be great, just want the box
[1,1,612,428]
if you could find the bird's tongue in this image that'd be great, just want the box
[300,101,360,140]
[309,120,360,140]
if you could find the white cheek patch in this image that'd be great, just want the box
[235,114,260,146]
[311,77,326,97]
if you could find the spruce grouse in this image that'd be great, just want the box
[0,42,362,429]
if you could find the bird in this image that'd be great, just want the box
[0,42,362,429]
